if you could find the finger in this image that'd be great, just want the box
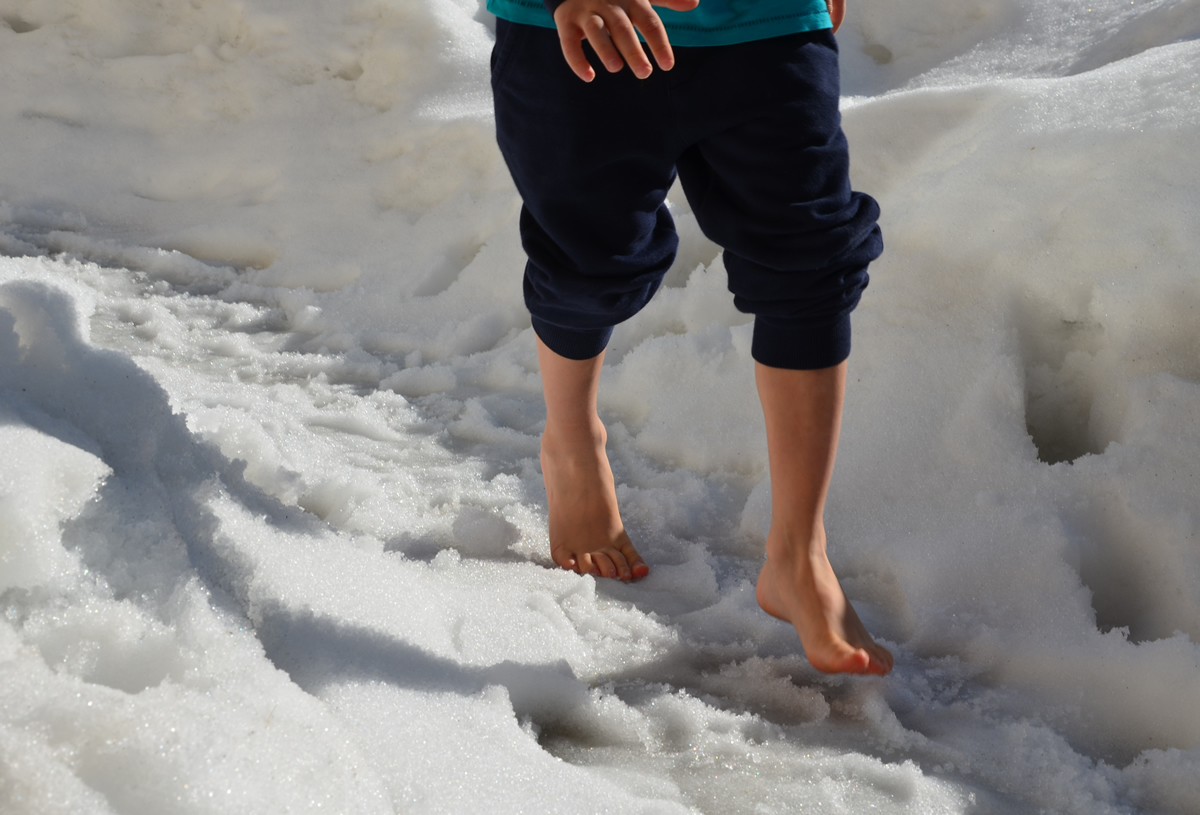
[604,16,654,78]
[652,0,699,10]
[582,16,627,74]
[557,26,597,82]
[630,8,673,71]
[827,0,845,33]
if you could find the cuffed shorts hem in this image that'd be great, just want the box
[751,314,851,370]
[531,317,614,361]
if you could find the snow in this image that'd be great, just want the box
[1,0,1198,812]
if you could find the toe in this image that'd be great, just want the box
[813,645,871,675]
[604,547,634,580]
[871,645,894,675]
[576,553,599,576]
[844,648,873,674]
[592,552,618,579]
[619,540,649,579]
[551,547,577,572]
[612,554,632,581]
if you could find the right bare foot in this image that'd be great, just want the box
[755,533,893,675]
[535,336,648,581]
[541,417,648,581]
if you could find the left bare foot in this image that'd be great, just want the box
[541,414,648,580]
[751,361,892,675]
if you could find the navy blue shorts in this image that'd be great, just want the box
[491,20,882,369]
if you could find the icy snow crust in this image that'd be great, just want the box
[1,0,1198,812]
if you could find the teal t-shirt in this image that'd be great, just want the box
[486,0,832,47]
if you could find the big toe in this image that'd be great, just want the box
[618,540,649,580]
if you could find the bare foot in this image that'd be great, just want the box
[755,532,893,676]
[535,337,648,581]
[751,361,891,676]
[541,418,649,581]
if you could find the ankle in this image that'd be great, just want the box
[765,522,828,565]
[541,413,607,458]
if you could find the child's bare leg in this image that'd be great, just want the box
[537,336,648,581]
[754,360,893,675]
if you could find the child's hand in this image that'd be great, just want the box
[552,0,700,83]
[827,0,845,33]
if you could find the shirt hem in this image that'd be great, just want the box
[485,1,832,46]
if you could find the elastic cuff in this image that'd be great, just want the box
[751,314,851,370]
[541,0,567,15]
[531,316,613,361]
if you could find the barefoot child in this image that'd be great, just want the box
[489,0,893,675]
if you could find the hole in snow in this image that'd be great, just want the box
[862,43,894,65]
[2,15,38,34]
[1069,489,1200,645]
[1017,297,1114,464]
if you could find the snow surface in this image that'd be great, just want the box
[1,0,1198,812]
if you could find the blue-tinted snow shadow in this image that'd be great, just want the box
[0,279,320,609]
[0,279,590,724]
